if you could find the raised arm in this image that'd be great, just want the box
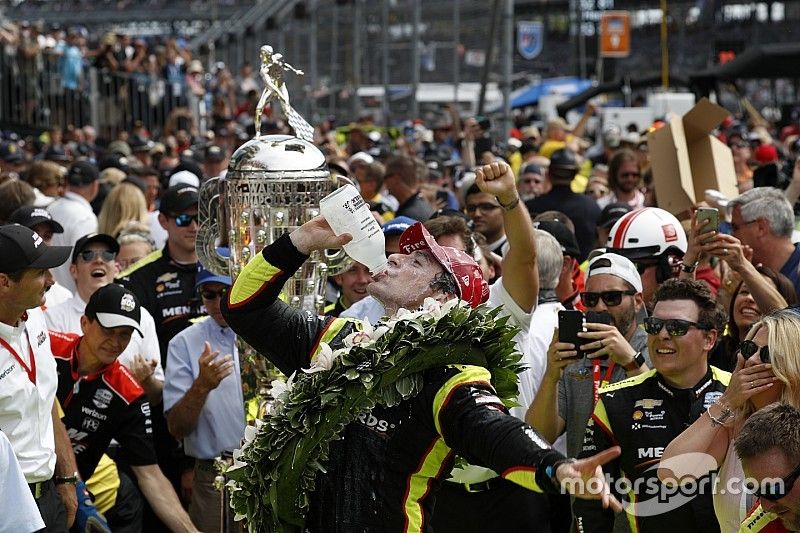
[474,161,538,312]
[222,218,352,375]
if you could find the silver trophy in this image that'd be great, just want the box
[196,45,345,415]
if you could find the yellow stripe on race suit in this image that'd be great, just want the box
[501,466,540,492]
[117,249,163,278]
[228,253,281,306]
[310,318,354,363]
[711,366,732,386]
[402,437,452,533]
[431,365,492,435]
[598,368,656,394]
[398,366,493,532]
[592,397,613,437]
[623,467,640,533]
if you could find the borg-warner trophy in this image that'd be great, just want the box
[197,46,345,413]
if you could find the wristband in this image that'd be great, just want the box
[707,402,734,427]
[55,472,79,485]
[496,195,520,211]
[547,458,577,487]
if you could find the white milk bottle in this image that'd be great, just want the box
[319,184,388,274]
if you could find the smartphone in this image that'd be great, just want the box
[695,207,719,243]
[558,310,585,359]
[584,310,612,360]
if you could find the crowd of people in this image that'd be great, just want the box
[1,79,800,533]
[0,19,267,139]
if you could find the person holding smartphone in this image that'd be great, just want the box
[528,252,650,459]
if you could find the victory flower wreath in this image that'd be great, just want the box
[225,298,524,532]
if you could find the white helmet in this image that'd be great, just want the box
[606,207,687,261]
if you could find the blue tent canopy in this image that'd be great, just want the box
[508,77,594,109]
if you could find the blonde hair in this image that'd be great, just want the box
[117,220,155,249]
[26,160,65,191]
[743,310,800,416]
[98,182,148,238]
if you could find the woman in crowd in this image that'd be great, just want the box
[26,160,65,201]
[681,210,792,370]
[98,180,148,237]
[709,265,796,371]
[116,220,155,271]
[659,309,800,532]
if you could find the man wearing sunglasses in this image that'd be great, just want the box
[117,183,204,515]
[45,233,164,402]
[529,253,650,461]
[736,403,800,532]
[164,260,244,532]
[573,279,729,532]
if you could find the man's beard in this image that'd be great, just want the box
[612,303,635,339]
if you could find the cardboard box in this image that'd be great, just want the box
[647,98,737,216]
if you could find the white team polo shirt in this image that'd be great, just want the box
[0,308,58,483]
[44,294,165,381]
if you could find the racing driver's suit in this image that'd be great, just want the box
[573,368,730,533]
[222,234,574,533]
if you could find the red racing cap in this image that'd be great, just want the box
[398,222,489,309]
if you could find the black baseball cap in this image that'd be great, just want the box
[549,148,578,170]
[72,233,120,263]
[0,141,23,163]
[160,184,199,215]
[533,220,580,258]
[85,283,142,336]
[204,144,225,163]
[66,161,99,186]
[0,224,71,273]
[597,202,634,229]
[8,206,65,234]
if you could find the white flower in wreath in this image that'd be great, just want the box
[303,342,337,373]
[344,320,375,348]
[270,372,296,405]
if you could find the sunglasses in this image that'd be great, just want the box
[465,203,502,214]
[173,213,199,227]
[78,250,116,263]
[200,287,228,300]
[643,317,708,337]
[747,462,800,501]
[580,290,637,307]
[739,340,771,364]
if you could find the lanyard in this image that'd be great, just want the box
[0,330,36,384]
[592,359,615,405]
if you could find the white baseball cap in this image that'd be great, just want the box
[347,151,374,166]
[587,252,643,293]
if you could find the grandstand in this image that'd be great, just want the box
[1,0,800,133]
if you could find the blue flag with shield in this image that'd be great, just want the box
[517,21,544,60]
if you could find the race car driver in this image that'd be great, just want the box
[573,279,729,533]
[222,192,624,531]
[51,284,196,532]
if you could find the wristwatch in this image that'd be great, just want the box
[54,472,79,485]
[681,259,700,273]
[624,352,646,372]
